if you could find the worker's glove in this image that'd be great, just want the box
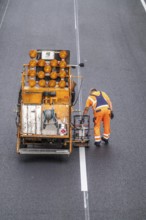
[110,111,114,119]
[80,117,84,124]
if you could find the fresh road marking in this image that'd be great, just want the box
[79,147,88,191]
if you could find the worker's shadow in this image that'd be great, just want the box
[85,141,113,161]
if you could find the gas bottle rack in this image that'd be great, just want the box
[73,115,90,147]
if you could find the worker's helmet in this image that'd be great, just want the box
[89,88,97,94]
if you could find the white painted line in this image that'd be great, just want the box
[74,0,77,30]
[83,191,90,220]
[74,0,82,109]
[0,0,10,31]
[140,0,146,11]
[79,147,88,191]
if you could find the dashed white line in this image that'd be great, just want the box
[0,0,10,31]
[140,0,146,11]
[74,0,77,30]
[74,0,90,219]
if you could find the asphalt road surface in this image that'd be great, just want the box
[0,0,146,219]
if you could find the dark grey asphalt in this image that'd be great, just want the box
[0,0,146,219]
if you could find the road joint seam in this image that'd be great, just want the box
[0,0,10,31]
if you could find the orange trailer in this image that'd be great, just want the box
[16,49,89,155]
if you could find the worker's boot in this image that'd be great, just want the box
[94,141,101,147]
[101,137,109,144]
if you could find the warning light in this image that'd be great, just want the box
[28,69,36,77]
[59,50,68,59]
[48,80,56,87]
[50,71,58,79]
[59,60,67,68]
[44,65,52,73]
[29,50,37,59]
[38,59,46,67]
[59,70,66,78]
[58,80,66,88]
[28,79,36,87]
[39,79,46,87]
[29,60,37,68]
[38,71,45,79]
[50,59,58,67]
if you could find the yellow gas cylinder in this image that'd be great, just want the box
[29,50,37,59]
[59,50,68,59]
[39,79,46,87]
[38,71,45,79]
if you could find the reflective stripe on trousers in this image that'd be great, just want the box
[95,135,101,142]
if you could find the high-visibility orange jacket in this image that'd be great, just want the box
[85,91,112,114]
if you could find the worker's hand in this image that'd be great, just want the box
[111,111,114,119]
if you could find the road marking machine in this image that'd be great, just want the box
[16,49,90,155]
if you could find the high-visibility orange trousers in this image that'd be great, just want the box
[94,107,111,143]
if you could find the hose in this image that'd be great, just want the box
[72,77,83,106]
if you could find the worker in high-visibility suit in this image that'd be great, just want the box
[82,89,114,146]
